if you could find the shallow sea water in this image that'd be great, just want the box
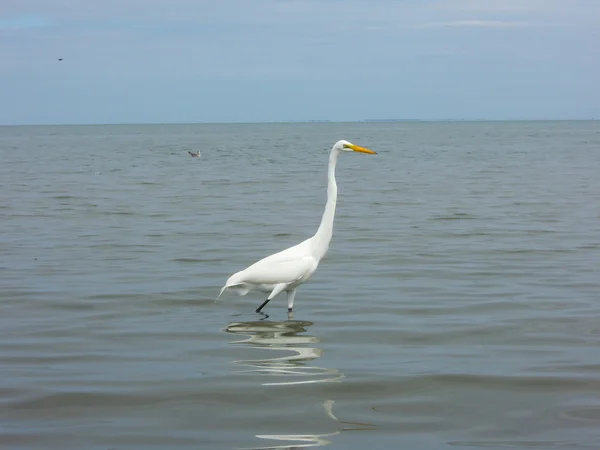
[1,121,600,449]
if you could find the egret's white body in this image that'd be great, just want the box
[217,140,376,314]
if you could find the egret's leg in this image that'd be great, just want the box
[286,289,297,314]
[256,297,270,313]
[256,283,287,314]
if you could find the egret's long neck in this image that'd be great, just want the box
[312,149,339,259]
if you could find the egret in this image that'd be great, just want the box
[217,140,376,315]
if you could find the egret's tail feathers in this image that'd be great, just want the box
[215,286,228,302]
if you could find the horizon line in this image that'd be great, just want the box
[0,118,598,127]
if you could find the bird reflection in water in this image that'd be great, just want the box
[223,319,343,386]
[224,320,376,449]
[243,399,376,449]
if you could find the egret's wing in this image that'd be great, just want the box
[243,256,316,286]
[246,240,310,267]
[219,239,314,296]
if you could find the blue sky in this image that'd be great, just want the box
[1,0,599,124]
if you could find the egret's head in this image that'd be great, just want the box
[334,139,377,155]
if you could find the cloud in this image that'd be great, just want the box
[419,20,544,29]
[429,0,600,25]
[432,0,551,13]
[0,0,591,35]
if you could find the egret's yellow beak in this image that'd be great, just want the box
[346,143,377,155]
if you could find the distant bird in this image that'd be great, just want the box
[58,58,63,61]
[216,139,377,315]
[188,151,200,157]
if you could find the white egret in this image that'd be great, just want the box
[217,140,377,314]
